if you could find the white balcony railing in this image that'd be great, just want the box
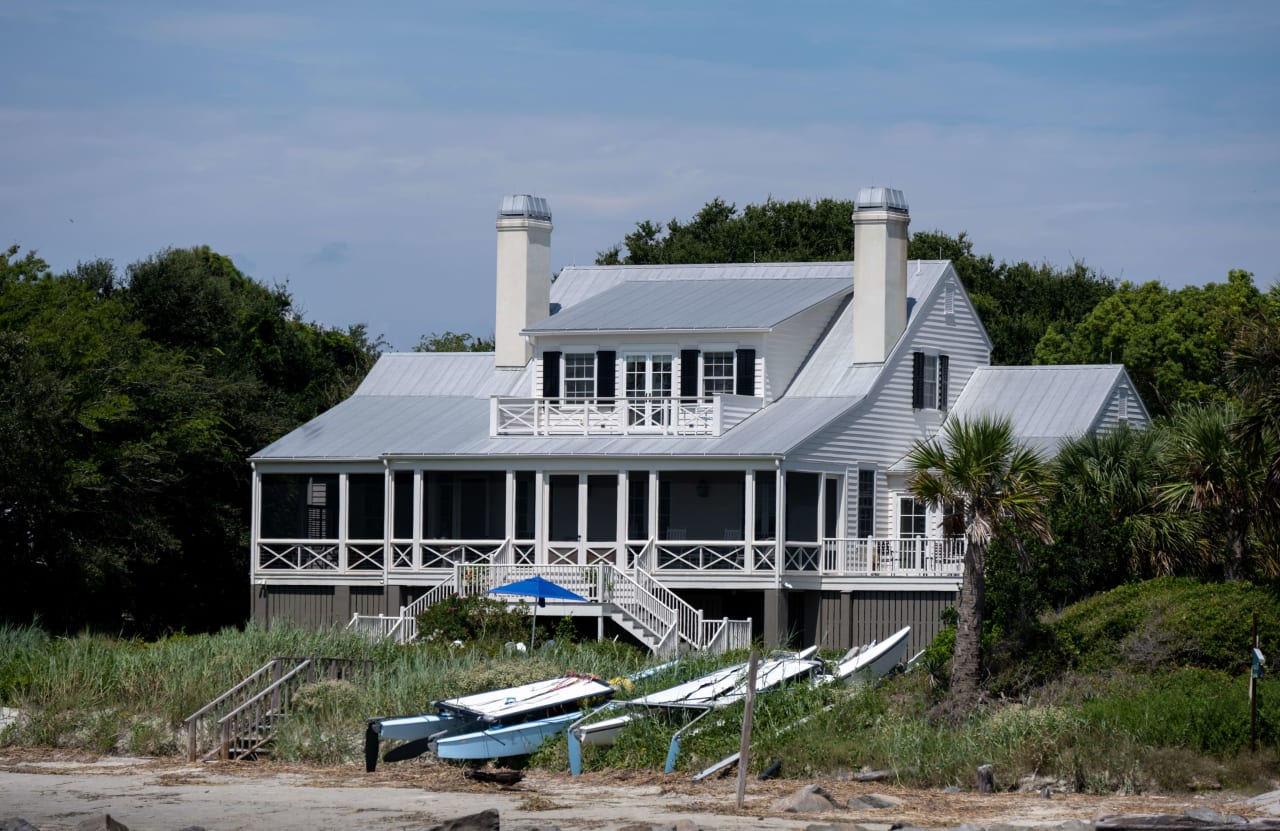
[256,536,964,578]
[491,396,723,437]
[819,537,966,577]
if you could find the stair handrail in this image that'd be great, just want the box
[628,566,703,649]
[600,565,676,643]
[185,658,281,761]
[216,657,312,761]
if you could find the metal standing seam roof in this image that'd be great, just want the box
[937,364,1125,457]
[353,352,529,397]
[525,277,849,333]
[550,262,858,310]
[250,394,863,461]
[252,259,960,462]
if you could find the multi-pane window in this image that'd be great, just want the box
[921,355,938,410]
[898,497,927,537]
[856,470,876,538]
[912,352,950,410]
[563,353,595,399]
[702,351,734,395]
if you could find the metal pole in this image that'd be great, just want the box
[736,650,760,810]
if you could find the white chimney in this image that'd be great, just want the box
[851,186,910,363]
[494,194,552,367]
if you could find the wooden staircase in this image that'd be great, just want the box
[349,563,752,655]
[184,656,372,762]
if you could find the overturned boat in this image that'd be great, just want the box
[569,646,825,774]
[366,673,614,770]
[568,628,912,775]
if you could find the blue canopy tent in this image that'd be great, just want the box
[488,576,589,649]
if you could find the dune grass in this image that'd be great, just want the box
[4,575,1280,794]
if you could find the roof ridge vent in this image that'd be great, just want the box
[854,186,909,214]
[499,194,552,221]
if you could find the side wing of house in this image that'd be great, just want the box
[786,264,992,539]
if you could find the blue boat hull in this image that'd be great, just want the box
[433,712,581,760]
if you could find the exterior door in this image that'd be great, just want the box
[896,496,932,572]
[624,353,673,428]
[545,473,619,565]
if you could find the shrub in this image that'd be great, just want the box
[1045,577,1280,674]
[415,594,529,646]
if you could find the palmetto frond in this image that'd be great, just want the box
[906,415,1053,547]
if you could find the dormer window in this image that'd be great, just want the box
[912,351,949,410]
[563,353,596,399]
[702,352,735,395]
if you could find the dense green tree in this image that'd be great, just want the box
[907,416,1053,708]
[598,199,1113,365]
[1034,270,1266,414]
[0,245,380,633]
[414,331,495,352]
[1227,292,1280,527]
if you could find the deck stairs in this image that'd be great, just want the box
[348,563,751,656]
[183,656,372,762]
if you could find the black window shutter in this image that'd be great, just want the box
[542,351,561,398]
[911,351,925,409]
[937,354,949,409]
[597,350,616,398]
[680,349,700,397]
[735,348,756,396]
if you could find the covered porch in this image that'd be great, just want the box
[251,465,965,584]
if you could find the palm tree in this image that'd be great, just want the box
[1054,425,1201,577]
[1227,315,1280,523]
[1158,401,1270,581]
[907,415,1053,708]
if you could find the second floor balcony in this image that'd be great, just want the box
[490,395,763,437]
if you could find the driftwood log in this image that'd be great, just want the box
[465,769,524,786]
[1096,815,1280,830]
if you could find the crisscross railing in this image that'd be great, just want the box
[491,396,722,436]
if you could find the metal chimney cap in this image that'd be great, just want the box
[854,187,909,214]
[498,194,552,221]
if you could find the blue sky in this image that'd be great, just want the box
[2,1,1277,350]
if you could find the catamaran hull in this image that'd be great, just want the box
[376,712,464,741]
[433,712,582,760]
[832,626,911,682]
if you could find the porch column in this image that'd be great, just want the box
[762,588,786,648]
[775,469,786,575]
[648,469,659,553]
[534,469,545,565]
[744,470,755,573]
[382,462,392,583]
[250,464,261,584]
[412,469,423,570]
[817,474,831,575]
[338,473,349,572]
[577,474,589,566]
[505,470,516,558]
[616,471,627,568]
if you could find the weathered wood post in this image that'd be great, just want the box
[976,763,995,793]
[1252,612,1259,753]
[736,650,760,810]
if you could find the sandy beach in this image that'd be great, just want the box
[0,749,1271,831]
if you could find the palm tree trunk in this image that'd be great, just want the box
[949,539,986,709]
[1224,519,1246,581]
